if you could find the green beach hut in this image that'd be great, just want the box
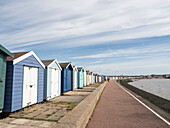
[0,44,13,111]
[77,67,84,88]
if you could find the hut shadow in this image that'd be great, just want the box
[0,112,10,119]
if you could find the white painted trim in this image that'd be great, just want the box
[13,51,45,69]
[116,81,170,126]
[73,66,78,72]
[66,63,72,69]
[48,59,62,70]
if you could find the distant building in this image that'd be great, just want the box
[151,74,164,79]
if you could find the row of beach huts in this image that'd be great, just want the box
[0,45,109,113]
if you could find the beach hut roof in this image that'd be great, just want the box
[73,65,77,68]
[41,59,62,70]
[0,44,14,57]
[77,67,84,71]
[72,66,78,71]
[7,51,45,68]
[59,62,72,69]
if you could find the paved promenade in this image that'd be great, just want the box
[87,80,169,128]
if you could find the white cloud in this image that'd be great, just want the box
[1,0,170,49]
[86,57,170,75]
[71,43,170,59]
[1,0,170,75]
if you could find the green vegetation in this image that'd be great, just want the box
[66,102,79,110]
[89,81,105,87]
[12,116,56,122]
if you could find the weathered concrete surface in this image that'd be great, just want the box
[0,82,105,128]
[74,87,96,92]
[87,80,170,128]
[52,96,86,103]
[52,82,107,128]
[0,118,57,128]
[63,91,91,96]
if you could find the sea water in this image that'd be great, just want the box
[129,79,170,101]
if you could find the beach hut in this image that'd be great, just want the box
[90,71,93,84]
[104,76,107,81]
[95,74,98,83]
[99,75,101,82]
[60,62,73,93]
[3,51,45,112]
[89,71,92,84]
[0,45,14,111]
[77,67,84,88]
[86,70,90,86]
[42,59,62,100]
[93,74,95,83]
[72,66,78,90]
[83,68,86,86]
[94,73,96,83]
[101,75,104,81]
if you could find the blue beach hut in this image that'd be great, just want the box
[0,45,13,111]
[101,75,104,81]
[3,51,45,112]
[60,62,73,93]
[42,59,62,100]
[97,74,99,82]
[95,74,98,83]
[77,67,84,88]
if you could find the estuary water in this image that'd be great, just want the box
[128,79,170,101]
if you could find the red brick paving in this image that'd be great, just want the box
[86,80,169,128]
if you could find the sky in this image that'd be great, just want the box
[1,0,170,75]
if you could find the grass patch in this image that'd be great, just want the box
[44,108,49,112]
[12,116,57,122]
[46,114,52,117]
[49,101,78,111]
[89,81,105,87]
[45,111,57,118]
[66,102,79,110]
[17,111,25,114]
[33,112,42,118]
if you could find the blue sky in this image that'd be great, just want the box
[1,0,170,75]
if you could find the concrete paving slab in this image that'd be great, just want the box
[25,120,44,127]
[0,123,18,128]
[55,82,107,128]
[34,109,57,119]
[51,96,86,103]
[22,110,44,118]
[38,121,56,128]
[63,91,91,96]
[0,82,105,128]
[46,110,67,121]
[0,117,15,123]
[10,119,30,125]
[74,87,96,92]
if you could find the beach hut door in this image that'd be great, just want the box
[74,70,77,89]
[51,68,58,98]
[23,66,38,108]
